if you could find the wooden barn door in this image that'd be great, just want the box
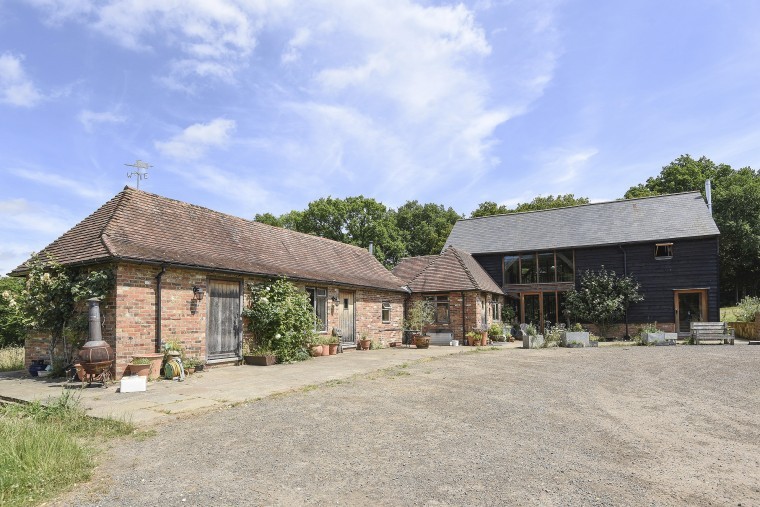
[674,289,707,336]
[338,291,355,348]
[207,280,241,360]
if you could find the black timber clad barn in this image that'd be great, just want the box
[444,192,721,336]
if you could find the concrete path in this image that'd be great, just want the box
[0,344,519,425]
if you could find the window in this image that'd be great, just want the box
[537,252,555,283]
[503,255,520,284]
[426,296,450,324]
[520,254,537,283]
[381,301,391,323]
[655,243,673,259]
[306,287,327,332]
[490,300,501,321]
[555,250,574,282]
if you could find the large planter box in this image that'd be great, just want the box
[131,353,164,380]
[523,334,544,349]
[244,355,277,366]
[561,331,590,347]
[642,332,677,345]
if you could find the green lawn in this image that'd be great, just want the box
[0,392,136,507]
[721,306,741,322]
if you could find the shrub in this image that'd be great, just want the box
[564,266,644,339]
[404,300,435,333]
[544,324,564,347]
[735,296,760,322]
[487,322,503,337]
[242,278,314,363]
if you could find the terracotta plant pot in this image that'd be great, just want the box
[321,345,331,356]
[359,339,371,350]
[132,353,164,380]
[481,336,488,346]
[329,343,339,355]
[414,336,431,349]
[128,363,151,377]
[73,363,85,381]
[310,345,323,357]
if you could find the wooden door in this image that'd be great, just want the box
[674,289,708,336]
[207,280,241,359]
[338,291,355,347]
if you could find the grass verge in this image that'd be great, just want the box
[0,391,136,507]
[0,346,24,372]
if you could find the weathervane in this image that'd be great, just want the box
[125,160,152,190]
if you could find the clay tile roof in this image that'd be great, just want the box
[12,187,408,292]
[392,247,502,294]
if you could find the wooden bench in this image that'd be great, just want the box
[690,322,735,345]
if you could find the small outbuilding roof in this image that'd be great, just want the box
[445,192,720,254]
[393,247,502,294]
[12,187,408,292]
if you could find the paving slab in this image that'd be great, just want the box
[0,344,515,425]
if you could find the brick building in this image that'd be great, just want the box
[14,187,407,376]
[392,247,505,344]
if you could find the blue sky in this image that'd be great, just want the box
[1,0,759,275]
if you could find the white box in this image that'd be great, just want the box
[120,375,147,393]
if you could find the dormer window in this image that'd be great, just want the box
[655,243,673,259]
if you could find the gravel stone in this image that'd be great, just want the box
[53,346,760,506]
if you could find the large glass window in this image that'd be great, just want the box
[543,292,557,327]
[306,287,327,332]
[503,255,520,285]
[537,252,555,283]
[556,250,574,282]
[520,254,537,284]
[426,296,450,324]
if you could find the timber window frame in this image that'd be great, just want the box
[426,295,450,324]
[381,301,391,323]
[306,287,328,332]
[655,243,674,260]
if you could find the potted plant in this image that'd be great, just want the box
[183,357,202,374]
[465,331,479,347]
[488,323,505,345]
[561,323,590,347]
[359,333,372,350]
[328,336,339,355]
[522,324,544,349]
[473,327,488,346]
[128,357,152,377]
[243,346,277,366]
[405,300,435,348]
[638,322,665,345]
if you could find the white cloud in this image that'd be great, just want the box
[26,0,267,86]
[11,168,111,200]
[538,147,599,184]
[155,118,236,160]
[77,109,126,132]
[0,198,72,234]
[0,52,43,107]
[281,27,311,64]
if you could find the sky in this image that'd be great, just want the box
[1,0,760,275]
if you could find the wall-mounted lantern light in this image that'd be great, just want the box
[330,296,339,304]
[192,285,205,301]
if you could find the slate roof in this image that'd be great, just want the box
[392,247,502,294]
[12,187,408,292]
[445,192,720,254]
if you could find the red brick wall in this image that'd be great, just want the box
[406,291,504,342]
[354,288,404,344]
[583,321,676,339]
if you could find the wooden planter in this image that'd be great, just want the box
[243,354,277,366]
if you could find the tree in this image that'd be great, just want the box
[395,200,463,257]
[470,194,589,218]
[242,278,314,363]
[15,255,114,365]
[470,201,509,218]
[624,154,760,301]
[0,276,25,347]
[563,267,644,339]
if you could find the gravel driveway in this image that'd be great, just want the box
[55,346,759,506]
